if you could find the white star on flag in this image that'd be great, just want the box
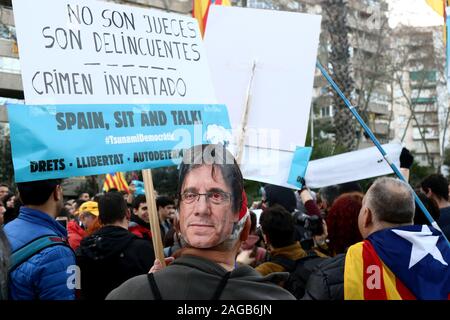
[392,225,448,269]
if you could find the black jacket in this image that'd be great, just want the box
[301,253,345,300]
[76,225,155,300]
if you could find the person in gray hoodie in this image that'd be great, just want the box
[107,144,295,300]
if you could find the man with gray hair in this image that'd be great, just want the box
[303,177,450,300]
[107,144,295,300]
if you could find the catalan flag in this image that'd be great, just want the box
[344,225,450,300]
[103,172,130,193]
[426,0,446,16]
[193,0,231,37]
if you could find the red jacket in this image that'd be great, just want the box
[129,223,152,240]
[68,219,86,251]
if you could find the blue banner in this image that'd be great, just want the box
[287,146,312,189]
[7,104,231,182]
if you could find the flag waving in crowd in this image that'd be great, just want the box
[345,225,450,300]
[193,0,231,36]
[103,172,130,193]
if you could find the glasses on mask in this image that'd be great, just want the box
[180,191,231,205]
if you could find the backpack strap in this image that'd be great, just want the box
[147,273,162,300]
[146,265,231,300]
[9,235,68,273]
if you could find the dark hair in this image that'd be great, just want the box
[421,174,449,201]
[259,204,295,248]
[318,185,340,208]
[0,227,10,300]
[98,191,128,225]
[338,182,363,195]
[326,193,363,255]
[263,184,296,213]
[132,194,147,210]
[414,191,440,225]
[93,193,103,202]
[249,210,257,234]
[17,179,62,205]
[178,144,243,213]
[0,183,9,189]
[74,199,86,211]
[78,191,89,198]
[58,207,71,218]
[156,196,175,209]
[366,177,415,224]
[2,192,15,206]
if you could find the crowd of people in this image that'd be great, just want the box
[0,144,449,300]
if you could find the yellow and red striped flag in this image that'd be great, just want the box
[103,172,130,193]
[344,241,415,300]
[344,225,450,300]
[426,0,446,16]
[425,0,449,43]
[193,0,231,37]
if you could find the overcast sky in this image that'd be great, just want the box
[388,0,444,27]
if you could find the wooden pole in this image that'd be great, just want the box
[142,169,166,267]
[236,60,257,165]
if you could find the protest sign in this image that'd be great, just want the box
[9,0,229,182]
[12,0,216,104]
[241,143,402,189]
[204,5,321,152]
[8,103,230,182]
[287,147,312,188]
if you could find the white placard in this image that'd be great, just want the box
[12,0,217,104]
[241,143,403,189]
[204,5,321,152]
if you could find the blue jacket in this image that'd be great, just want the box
[4,207,75,300]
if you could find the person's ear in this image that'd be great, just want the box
[362,207,373,229]
[53,185,63,202]
[423,187,432,198]
[239,217,251,242]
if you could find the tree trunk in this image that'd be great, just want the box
[324,0,356,150]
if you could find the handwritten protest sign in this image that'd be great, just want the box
[12,0,216,104]
[8,103,230,182]
[9,0,229,182]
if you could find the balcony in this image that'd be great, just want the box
[411,97,436,104]
[412,88,436,97]
[367,102,389,115]
[349,36,379,53]
[413,141,440,154]
[348,0,383,15]
[0,4,22,98]
[373,122,389,135]
[313,74,328,88]
[414,104,437,112]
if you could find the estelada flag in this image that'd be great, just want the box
[193,0,231,37]
[344,225,450,300]
[103,172,130,193]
